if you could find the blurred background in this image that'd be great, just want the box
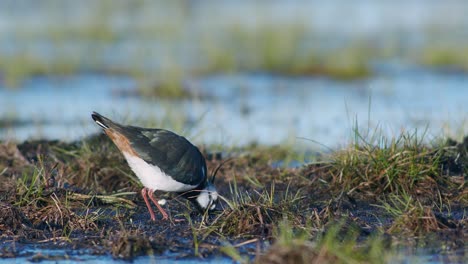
[0,0,467,148]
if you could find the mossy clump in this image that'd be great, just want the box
[256,220,392,264]
[323,132,458,204]
[111,235,162,260]
[380,194,459,236]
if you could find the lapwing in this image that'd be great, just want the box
[91,112,218,221]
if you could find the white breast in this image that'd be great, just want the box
[123,152,197,192]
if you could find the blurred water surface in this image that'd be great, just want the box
[0,0,467,72]
[1,64,467,148]
[1,1,467,148]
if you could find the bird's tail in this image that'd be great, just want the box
[91,111,116,130]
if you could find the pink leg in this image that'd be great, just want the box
[147,189,169,220]
[141,188,156,221]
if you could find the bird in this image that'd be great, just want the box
[91,111,218,221]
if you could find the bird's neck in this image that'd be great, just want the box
[180,180,207,201]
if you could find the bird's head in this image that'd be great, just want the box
[192,157,231,212]
[195,181,218,211]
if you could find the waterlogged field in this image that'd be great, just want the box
[0,132,466,262]
[1,0,468,263]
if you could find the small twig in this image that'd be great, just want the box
[256,206,264,226]
[233,238,259,248]
[37,237,70,243]
[68,193,136,208]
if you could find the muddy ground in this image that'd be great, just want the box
[0,134,466,262]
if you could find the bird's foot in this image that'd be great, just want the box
[161,212,169,221]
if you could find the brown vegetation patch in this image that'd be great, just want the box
[110,234,161,260]
[0,202,31,235]
[0,134,466,261]
[255,241,334,264]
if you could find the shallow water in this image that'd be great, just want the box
[0,247,464,264]
[0,249,233,264]
[1,64,467,148]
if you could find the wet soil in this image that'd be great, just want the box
[0,135,466,261]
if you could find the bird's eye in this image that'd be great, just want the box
[209,198,219,210]
[210,203,216,210]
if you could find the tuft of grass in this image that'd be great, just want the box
[51,136,138,193]
[186,213,201,256]
[28,192,101,233]
[219,242,249,264]
[255,220,319,264]
[325,128,449,202]
[14,156,48,207]
[255,220,394,264]
[378,193,457,235]
[216,180,304,238]
[110,231,160,260]
[14,161,103,238]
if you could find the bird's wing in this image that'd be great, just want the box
[120,126,206,186]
